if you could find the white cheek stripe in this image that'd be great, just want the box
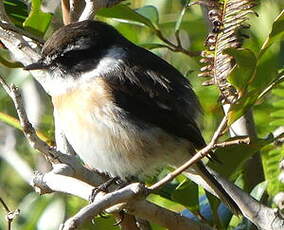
[41,47,127,96]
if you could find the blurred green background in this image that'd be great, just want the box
[0,0,283,229]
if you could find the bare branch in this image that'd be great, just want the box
[61,0,71,25]
[149,116,227,190]
[33,172,212,230]
[0,198,10,213]
[0,197,20,230]
[60,183,147,230]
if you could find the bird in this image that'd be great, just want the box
[24,20,240,214]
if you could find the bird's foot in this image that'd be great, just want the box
[89,177,120,203]
[113,210,125,226]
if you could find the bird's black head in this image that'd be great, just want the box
[24,20,126,74]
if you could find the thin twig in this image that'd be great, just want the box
[154,29,201,57]
[0,198,10,213]
[0,197,20,230]
[149,116,227,190]
[257,74,284,100]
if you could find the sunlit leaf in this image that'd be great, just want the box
[136,5,159,27]
[23,0,52,36]
[175,0,190,33]
[97,4,157,29]
[227,46,280,124]
[140,43,167,49]
[259,9,284,58]
[250,181,268,201]
[271,110,284,118]
[0,111,51,143]
[269,119,284,127]
[226,48,257,96]
[261,145,284,197]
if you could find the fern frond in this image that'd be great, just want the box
[199,0,257,103]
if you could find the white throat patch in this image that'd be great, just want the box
[39,47,127,96]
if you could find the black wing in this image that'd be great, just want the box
[104,44,206,149]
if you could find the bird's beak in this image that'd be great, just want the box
[24,59,49,71]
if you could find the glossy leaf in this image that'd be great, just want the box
[261,145,284,197]
[208,137,272,179]
[171,180,199,211]
[227,9,283,124]
[259,9,284,58]
[271,110,284,118]
[225,48,257,124]
[250,181,268,201]
[97,4,157,29]
[23,0,52,36]
[4,0,28,26]
[175,0,190,33]
[136,5,159,27]
[226,48,257,96]
[227,48,280,125]
[140,43,168,49]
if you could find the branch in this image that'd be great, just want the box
[0,197,20,230]
[149,116,227,190]
[33,172,212,230]
[61,0,125,24]
[154,29,201,57]
[0,70,213,230]
[60,183,147,230]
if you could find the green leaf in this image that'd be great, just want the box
[224,48,257,125]
[175,0,190,33]
[250,181,268,201]
[261,145,284,197]
[206,192,222,228]
[97,4,157,29]
[226,48,257,96]
[259,9,284,58]
[135,5,159,26]
[272,88,284,97]
[208,137,272,179]
[147,194,185,212]
[23,0,52,36]
[0,111,51,143]
[269,119,284,127]
[272,100,284,108]
[271,110,284,118]
[4,0,28,26]
[0,111,21,130]
[140,43,167,49]
[227,46,280,124]
[171,180,199,211]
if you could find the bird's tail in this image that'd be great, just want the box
[184,161,241,215]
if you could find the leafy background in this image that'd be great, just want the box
[0,0,283,229]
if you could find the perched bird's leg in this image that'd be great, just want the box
[89,177,120,203]
[113,210,125,226]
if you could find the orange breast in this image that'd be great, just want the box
[53,77,111,110]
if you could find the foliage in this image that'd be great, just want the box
[0,0,283,230]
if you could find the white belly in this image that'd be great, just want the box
[52,78,192,180]
[55,104,191,180]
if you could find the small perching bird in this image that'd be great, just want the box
[25,20,240,214]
